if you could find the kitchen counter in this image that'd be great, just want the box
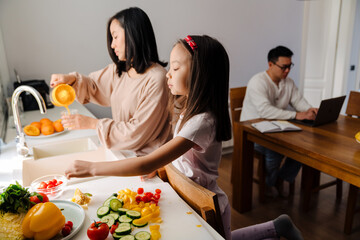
[60,176,224,239]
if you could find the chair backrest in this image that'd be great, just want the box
[157,164,225,238]
[346,91,360,117]
[230,87,247,123]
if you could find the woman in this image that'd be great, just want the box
[50,7,171,156]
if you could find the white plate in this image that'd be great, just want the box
[26,130,68,139]
[51,200,85,240]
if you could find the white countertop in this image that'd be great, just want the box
[60,176,223,240]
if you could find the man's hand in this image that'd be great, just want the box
[295,108,318,120]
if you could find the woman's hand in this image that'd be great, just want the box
[61,114,99,130]
[65,160,95,179]
[50,74,76,88]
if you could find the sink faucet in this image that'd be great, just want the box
[11,85,47,157]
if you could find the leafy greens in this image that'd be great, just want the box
[0,181,32,213]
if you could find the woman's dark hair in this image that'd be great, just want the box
[106,7,167,77]
[171,35,231,142]
[267,45,293,63]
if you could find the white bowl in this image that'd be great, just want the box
[30,174,67,199]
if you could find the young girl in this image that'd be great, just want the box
[65,35,303,240]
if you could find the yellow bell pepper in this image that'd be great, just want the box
[22,202,65,240]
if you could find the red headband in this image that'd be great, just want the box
[184,35,197,51]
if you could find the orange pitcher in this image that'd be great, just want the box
[50,84,76,114]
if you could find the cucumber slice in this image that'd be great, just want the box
[119,214,133,223]
[96,206,110,218]
[115,222,132,235]
[100,215,115,228]
[118,208,128,215]
[134,231,151,240]
[109,211,120,221]
[113,232,125,240]
[132,221,148,228]
[120,235,135,240]
[103,196,117,207]
[126,210,141,219]
[110,198,123,211]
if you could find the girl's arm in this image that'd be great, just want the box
[65,136,195,178]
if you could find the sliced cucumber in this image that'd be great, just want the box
[110,198,123,211]
[109,211,120,221]
[132,221,148,228]
[100,215,115,228]
[126,210,141,219]
[96,206,110,218]
[115,222,132,235]
[134,231,151,240]
[113,232,125,240]
[103,196,117,207]
[119,214,133,223]
[118,208,128,215]
[120,235,135,240]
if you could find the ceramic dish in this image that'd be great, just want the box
[26,129,67,139]
[51,200,85,240]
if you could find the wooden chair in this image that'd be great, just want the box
[343,91,360,234]
[157,164,226,238]
[229,87,294,203]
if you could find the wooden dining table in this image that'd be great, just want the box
[231,115,360,216]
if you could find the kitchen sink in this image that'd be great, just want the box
[22,137,124,186]
[32,137,98,160]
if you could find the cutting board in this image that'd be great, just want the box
[59,176,223,240]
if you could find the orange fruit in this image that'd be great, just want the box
[53,121,64,132]
[24,125,40,136]
[30,121,42,131]
[40,118,53,125]
[41,123,55,135]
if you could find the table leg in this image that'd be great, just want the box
[344,184,358,234]
[232,127,254,213]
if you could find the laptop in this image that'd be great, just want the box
[290,95,346,127]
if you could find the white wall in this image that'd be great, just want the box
[0,0,304,118]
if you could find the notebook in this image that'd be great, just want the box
[290,95,346,127]
[252,120,302,133]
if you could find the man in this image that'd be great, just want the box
[240,46,317,197]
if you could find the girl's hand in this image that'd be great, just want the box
[61,114,99,130]
[65,160,94,179]
[50,74,76,88]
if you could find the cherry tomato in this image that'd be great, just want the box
[30,192,49,205]
[87,221,109,240]
[135,196,142,203]
[38,182,47,189]
[62,225,71,237]
[155,189,162,194]
[154,193,161,200]
[65,221,73,229]
[137,187,144,194]
[145,192,153,198]
[142,195,150,203]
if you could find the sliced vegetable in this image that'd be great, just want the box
[119,214,133,223]
[120,235,135,240]
[118,208,128,215]
[134,231,151,240]
[132,220,148,228]
[97,206,110,218]
[103,195,117,207]
[115,222,132,235]
[100,214,115,228]
[110,198,123,211]
[109,211,120,221]
[126,210,141,219]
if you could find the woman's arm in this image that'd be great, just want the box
[65,136,195,178]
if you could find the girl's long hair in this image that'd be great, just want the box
[170,35,231,142]
[106,7,167,77]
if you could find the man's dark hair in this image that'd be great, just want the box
[267,46,293,63]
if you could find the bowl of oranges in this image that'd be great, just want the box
[23,118,66,138]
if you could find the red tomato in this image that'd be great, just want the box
[30,192,49,205]
[62,225,71,237]
[142,195,150,203]
[87,221,109,240]
[135,196,142,203]
[39,182,47,189]
[137,187,144,194]
[155,189,162,194]
[145,192,153,198]
[65,221,73,229]
[154,193,161,200]
[110,222,119,234]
